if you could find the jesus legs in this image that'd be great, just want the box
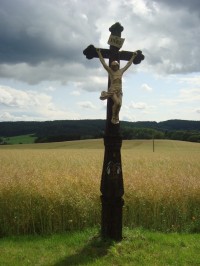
[111,94,122,124]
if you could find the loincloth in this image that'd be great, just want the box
[100,89,122,100]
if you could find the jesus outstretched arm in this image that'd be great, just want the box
[120,52,137,73]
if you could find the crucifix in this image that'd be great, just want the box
[83,22,144,241]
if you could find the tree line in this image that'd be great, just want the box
[0,119,200,143]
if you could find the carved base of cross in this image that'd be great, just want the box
[100,134,124,241]
[101,196,124,241]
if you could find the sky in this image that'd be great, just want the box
[0,0,200,122]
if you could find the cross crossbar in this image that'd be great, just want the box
[83,44,144,65]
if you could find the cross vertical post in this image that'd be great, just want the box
[100,23,124,241]
[83,22,144,241]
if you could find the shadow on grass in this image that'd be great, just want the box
[54,235,114,266]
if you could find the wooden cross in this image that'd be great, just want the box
[83,22,144,241]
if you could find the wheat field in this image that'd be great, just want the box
[0,139,200,236]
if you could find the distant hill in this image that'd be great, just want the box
[0,120,105,138]
[0,119,200,143]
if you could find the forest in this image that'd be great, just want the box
[0,119,200,143]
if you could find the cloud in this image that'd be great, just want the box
[120,0,200,75]
[0,0,105,86]
[0,111,43,121]
[0,61,90,85]
[179,88,200,101]
[141,83,153,92]
[0,0,199,87]
[77,101,96,109]
[38,106,80,121]
[124,0,154,16]
[153,0,200,13]
[0,85,52,108]
[121,113,136,122]
[78,75,107,92]
[0,85,80,121]
[121,100,156,121]
[0,112,14,120]
[161,88,200,106]
[44,86,56,92]
[0,0,102,65]
[129,101,156,115]
[130,102,148,110]
[0,0,200,122]
[70,90,81,96]
[178,76,200,86]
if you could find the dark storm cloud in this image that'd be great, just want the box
[0,0,200,84]
[139,0,200,74]
[153,0,200,11]
[0,0,100,65]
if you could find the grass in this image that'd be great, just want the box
[3,134,37,144]
[0,140,200,236]
[1,227,200,266]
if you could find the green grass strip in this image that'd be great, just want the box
[0,227,200,266]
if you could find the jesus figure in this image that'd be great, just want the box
[96,48,137,124]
